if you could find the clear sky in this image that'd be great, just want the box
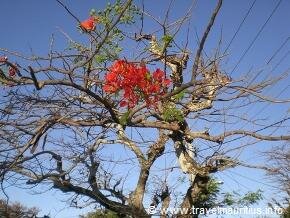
[1,0,290,217]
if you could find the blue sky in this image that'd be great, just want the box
[1,0,290,217]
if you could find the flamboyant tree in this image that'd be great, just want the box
[0,0,290,217]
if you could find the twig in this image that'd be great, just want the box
[56,0,82,24]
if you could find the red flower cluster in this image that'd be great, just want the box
[0,56,17,78]
[0,56,18,87]
[80,16,98,32]
[103,60,171,108]
[0,56,8,63]
[8,66,17,77]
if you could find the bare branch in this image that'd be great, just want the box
[191,0,223,81]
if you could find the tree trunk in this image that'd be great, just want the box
[177,174,210,218]
[129,166,150,218]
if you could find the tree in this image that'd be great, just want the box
[0,0,290,217]
[265,144,290,217]
[0,199,39,218]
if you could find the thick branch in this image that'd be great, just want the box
[188,130,290,142]
[191,0,223,81]
[108,123,145,162]
[52,177,131,214]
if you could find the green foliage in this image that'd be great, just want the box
[160,34,173,52]
[207,179,220,194]
[119,110,130,126]
[69,1,140,65]
[95,0,140,27]
[172,91,185,101]
[95,54,108,64]
[162,104,184,122]
[223,193,235,206]
[89,1,140,64]
[238,189,263,206]
[221,189,263,207]
[149,34,174,54]
[161,34,173,46]
[199,178,221,208]
[80,209,119,218]
[195,178,263,209]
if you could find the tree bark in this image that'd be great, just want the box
[128,165,151,217]
[177,174,210,218]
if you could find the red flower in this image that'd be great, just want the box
[0,56,8,63]
[120,100,127,107]
[103,60,171,108]
[8,67,16,77]
[153,69,165,81]
[103,84,118,93]
[149,84,160,93]
[80,16,98,32]
[164,78,171,86]
[105,72,118,82]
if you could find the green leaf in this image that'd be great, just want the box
[145,72,151,80]
[223,193,235,206]
[119,111,130,126]
[173,91,185,101]
[95,54,107,63]
[162,105,184,122]
[162,34,173,45]
[238,189,263,206]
